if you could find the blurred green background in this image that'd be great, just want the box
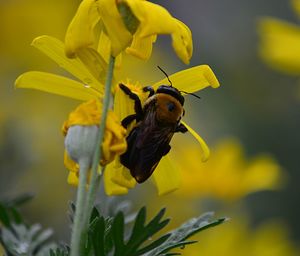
[1,0,299,254]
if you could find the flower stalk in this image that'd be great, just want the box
[69,55,116,256]
[84,55,115,223]
[70,158,89,256]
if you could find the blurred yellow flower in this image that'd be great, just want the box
[104,65,220,196]
[65,0,193,64]
[258,0,300,75]
[180,219,300,256]
[174,139,284,201]
[62,100,127,187]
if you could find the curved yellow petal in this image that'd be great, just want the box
[152,155,181,196]
[181,121,210,162]
[126,35,157,60]
[65,0,100,58]
[32,36,104,94]
[152,65,220,93]
[15,71,101,101]
[171,19,193,64]
[98,0,133,56]
[122,0,193,63]
[258,18,300,75]
[104,166,129,195]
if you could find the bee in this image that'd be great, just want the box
[119,67,199,183]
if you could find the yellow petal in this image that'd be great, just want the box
[15,71,100,101]
[104,166,129,195]
[181,121,210,162]
[241,155,284,193]
[76,47,109,86]
[98,0,133,56]
[152,65,220,93]
[67,171,79,186]
[107,160,136,189]
[258,18,300,74]
[122,0,193,63]
[32,36,104,93]
[65,0,100,58]
[152,155,181,196]
[97,30,112,64]
[171,19,193,64]
[126,35,157,60]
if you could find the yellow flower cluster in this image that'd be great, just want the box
[62,100,127,186]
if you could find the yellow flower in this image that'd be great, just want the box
[65,0,193,64]
[258,0,300,75]
[180,218,300,256]
[174,139,284,201]
[15,36,220,196]
[105,65,220,196]
[62,100,127,186]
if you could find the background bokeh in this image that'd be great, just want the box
[1,0,299,254]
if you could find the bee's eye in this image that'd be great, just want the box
[167,102,175,112]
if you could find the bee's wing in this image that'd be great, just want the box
[121,110,173,183]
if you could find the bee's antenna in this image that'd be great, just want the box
[157,66,173,87]
[180,90,201,99]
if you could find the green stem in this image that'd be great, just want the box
[83,55,115,228]
[70,157,89,256]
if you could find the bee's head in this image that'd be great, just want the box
[155,85,185,124]
[156,85,185,106]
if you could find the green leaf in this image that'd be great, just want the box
[5,193,34,207]
[145,212,227,256]
[112,212,125,255]
[0,203,11,227]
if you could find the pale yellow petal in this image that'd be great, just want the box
[126,35,157,60]
[104,167,129,195]
[153,65,220,93]
[15,71,100,101]
[258,18,300,74]
[65,0,100,58]
[32,36,104,93]
[98,0,133,56]
[181,121,210,162]
[152,155,181,196]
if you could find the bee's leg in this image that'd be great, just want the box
[119,83,143,119]
[121,114,137,128]
[143,86,155,97]
[162,144,171,156]
[175,123,188,133]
